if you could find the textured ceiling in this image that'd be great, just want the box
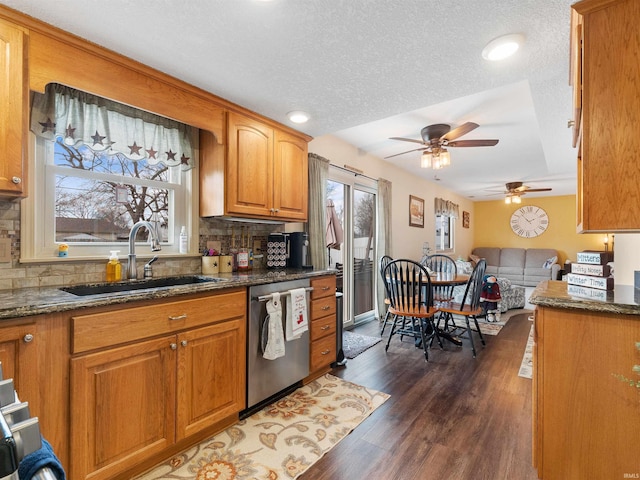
[1,0,577,200]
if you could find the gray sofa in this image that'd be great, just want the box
[471,247,560,287]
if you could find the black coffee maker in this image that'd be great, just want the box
[288,232,312,269]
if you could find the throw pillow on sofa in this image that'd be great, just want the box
[543,256,557,269]
[469,254,481,267]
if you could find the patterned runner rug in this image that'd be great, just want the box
[343,330,382,358]
[518,324,534,379]
[135,373,389,480]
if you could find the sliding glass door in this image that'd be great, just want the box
[327,168,377,327]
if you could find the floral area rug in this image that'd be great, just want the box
[135,373,390,480]
[518,324,534,379]
[448,309,532,336]
[342,330,382,359]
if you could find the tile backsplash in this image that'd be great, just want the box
[0,199,284,290]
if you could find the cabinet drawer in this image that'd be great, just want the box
[310,314,336,341]
[72,289,246,353]
[310,276,335,300]
[310,334,336,372]
[310,295,335,319]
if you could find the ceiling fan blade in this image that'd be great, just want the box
[389,136,426,145]
[442,122,479,142]
[384,147,428,159]
[522,188,552,192]
[447,139,499,147]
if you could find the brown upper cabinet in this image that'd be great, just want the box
[0,18,28,198]
[200,111,309,221]
[0,4,310,218]
[572,0,640,232]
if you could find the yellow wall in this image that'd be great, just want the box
[473,195,605,265]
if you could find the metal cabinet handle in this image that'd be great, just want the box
[23,334,34,343]
[170,343,177,350]
[321,325,330,331]
[181,340,188,347]
[321,286,330,291]
[168,314,187,321]
[321,306,330,311]
[321,349,331,355]
[12,177,21,185]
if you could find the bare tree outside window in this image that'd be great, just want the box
[53,137,171,243]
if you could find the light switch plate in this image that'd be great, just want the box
[0,238,11,263]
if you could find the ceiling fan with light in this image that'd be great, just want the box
[502,181,552,204]
[385,122,499,169]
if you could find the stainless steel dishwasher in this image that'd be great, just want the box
[246,278,311,413]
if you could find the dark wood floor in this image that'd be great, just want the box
[302,311,538,480]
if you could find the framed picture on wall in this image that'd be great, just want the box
[462,211,470,228]
[409,195,424,228]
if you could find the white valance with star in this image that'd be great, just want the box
[30,83,195,170]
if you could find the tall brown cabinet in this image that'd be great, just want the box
[0,18,27,198]
[571,0,640,232]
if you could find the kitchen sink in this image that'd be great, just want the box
[60,275,227,296]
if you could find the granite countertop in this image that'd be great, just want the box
[0,269,335,320]
[529,280,640,316]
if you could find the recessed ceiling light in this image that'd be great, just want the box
[482,33,524,61]
[287,111,310,124]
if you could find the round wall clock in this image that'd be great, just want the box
[510,205,549,238]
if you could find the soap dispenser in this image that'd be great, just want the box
[106,250,122,282]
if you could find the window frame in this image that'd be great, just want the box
[20,132,198,263]
[435,214,455,253]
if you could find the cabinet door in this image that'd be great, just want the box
[273,130,308,221]
[176,318,245,440]
[70,336,176,480]
[577,0,640,231]
[0,19,27,198]
[0,322,37,405]
[226,112,274,217]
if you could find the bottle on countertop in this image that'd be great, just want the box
[237,226,249,271]
[229,225,238,271]
[106,250,122,282]
[179,226,188,254]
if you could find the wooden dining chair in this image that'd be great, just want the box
[422,254,458,304]
[438,259,487,358]
[379,255,394,335]
[383,259,442,361]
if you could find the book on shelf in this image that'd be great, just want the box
[567,284,608,301]
[566,273,614,290]
[576,251,610,265]
[570,262,611,277]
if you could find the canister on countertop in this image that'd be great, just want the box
[202,256,219,275]
[219,255,233,273]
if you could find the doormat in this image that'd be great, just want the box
[134,373,389,480]
[343,330,382,358]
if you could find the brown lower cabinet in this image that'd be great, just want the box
[307,276,337,380]
[533,306,640,479]
[68,289,246,480]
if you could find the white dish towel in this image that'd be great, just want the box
[263,292,285,360]
[286,288,308,341]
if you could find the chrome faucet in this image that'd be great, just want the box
[127,220,162,280]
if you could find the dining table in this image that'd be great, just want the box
[385,268,470,348]
[428,272,470,346]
